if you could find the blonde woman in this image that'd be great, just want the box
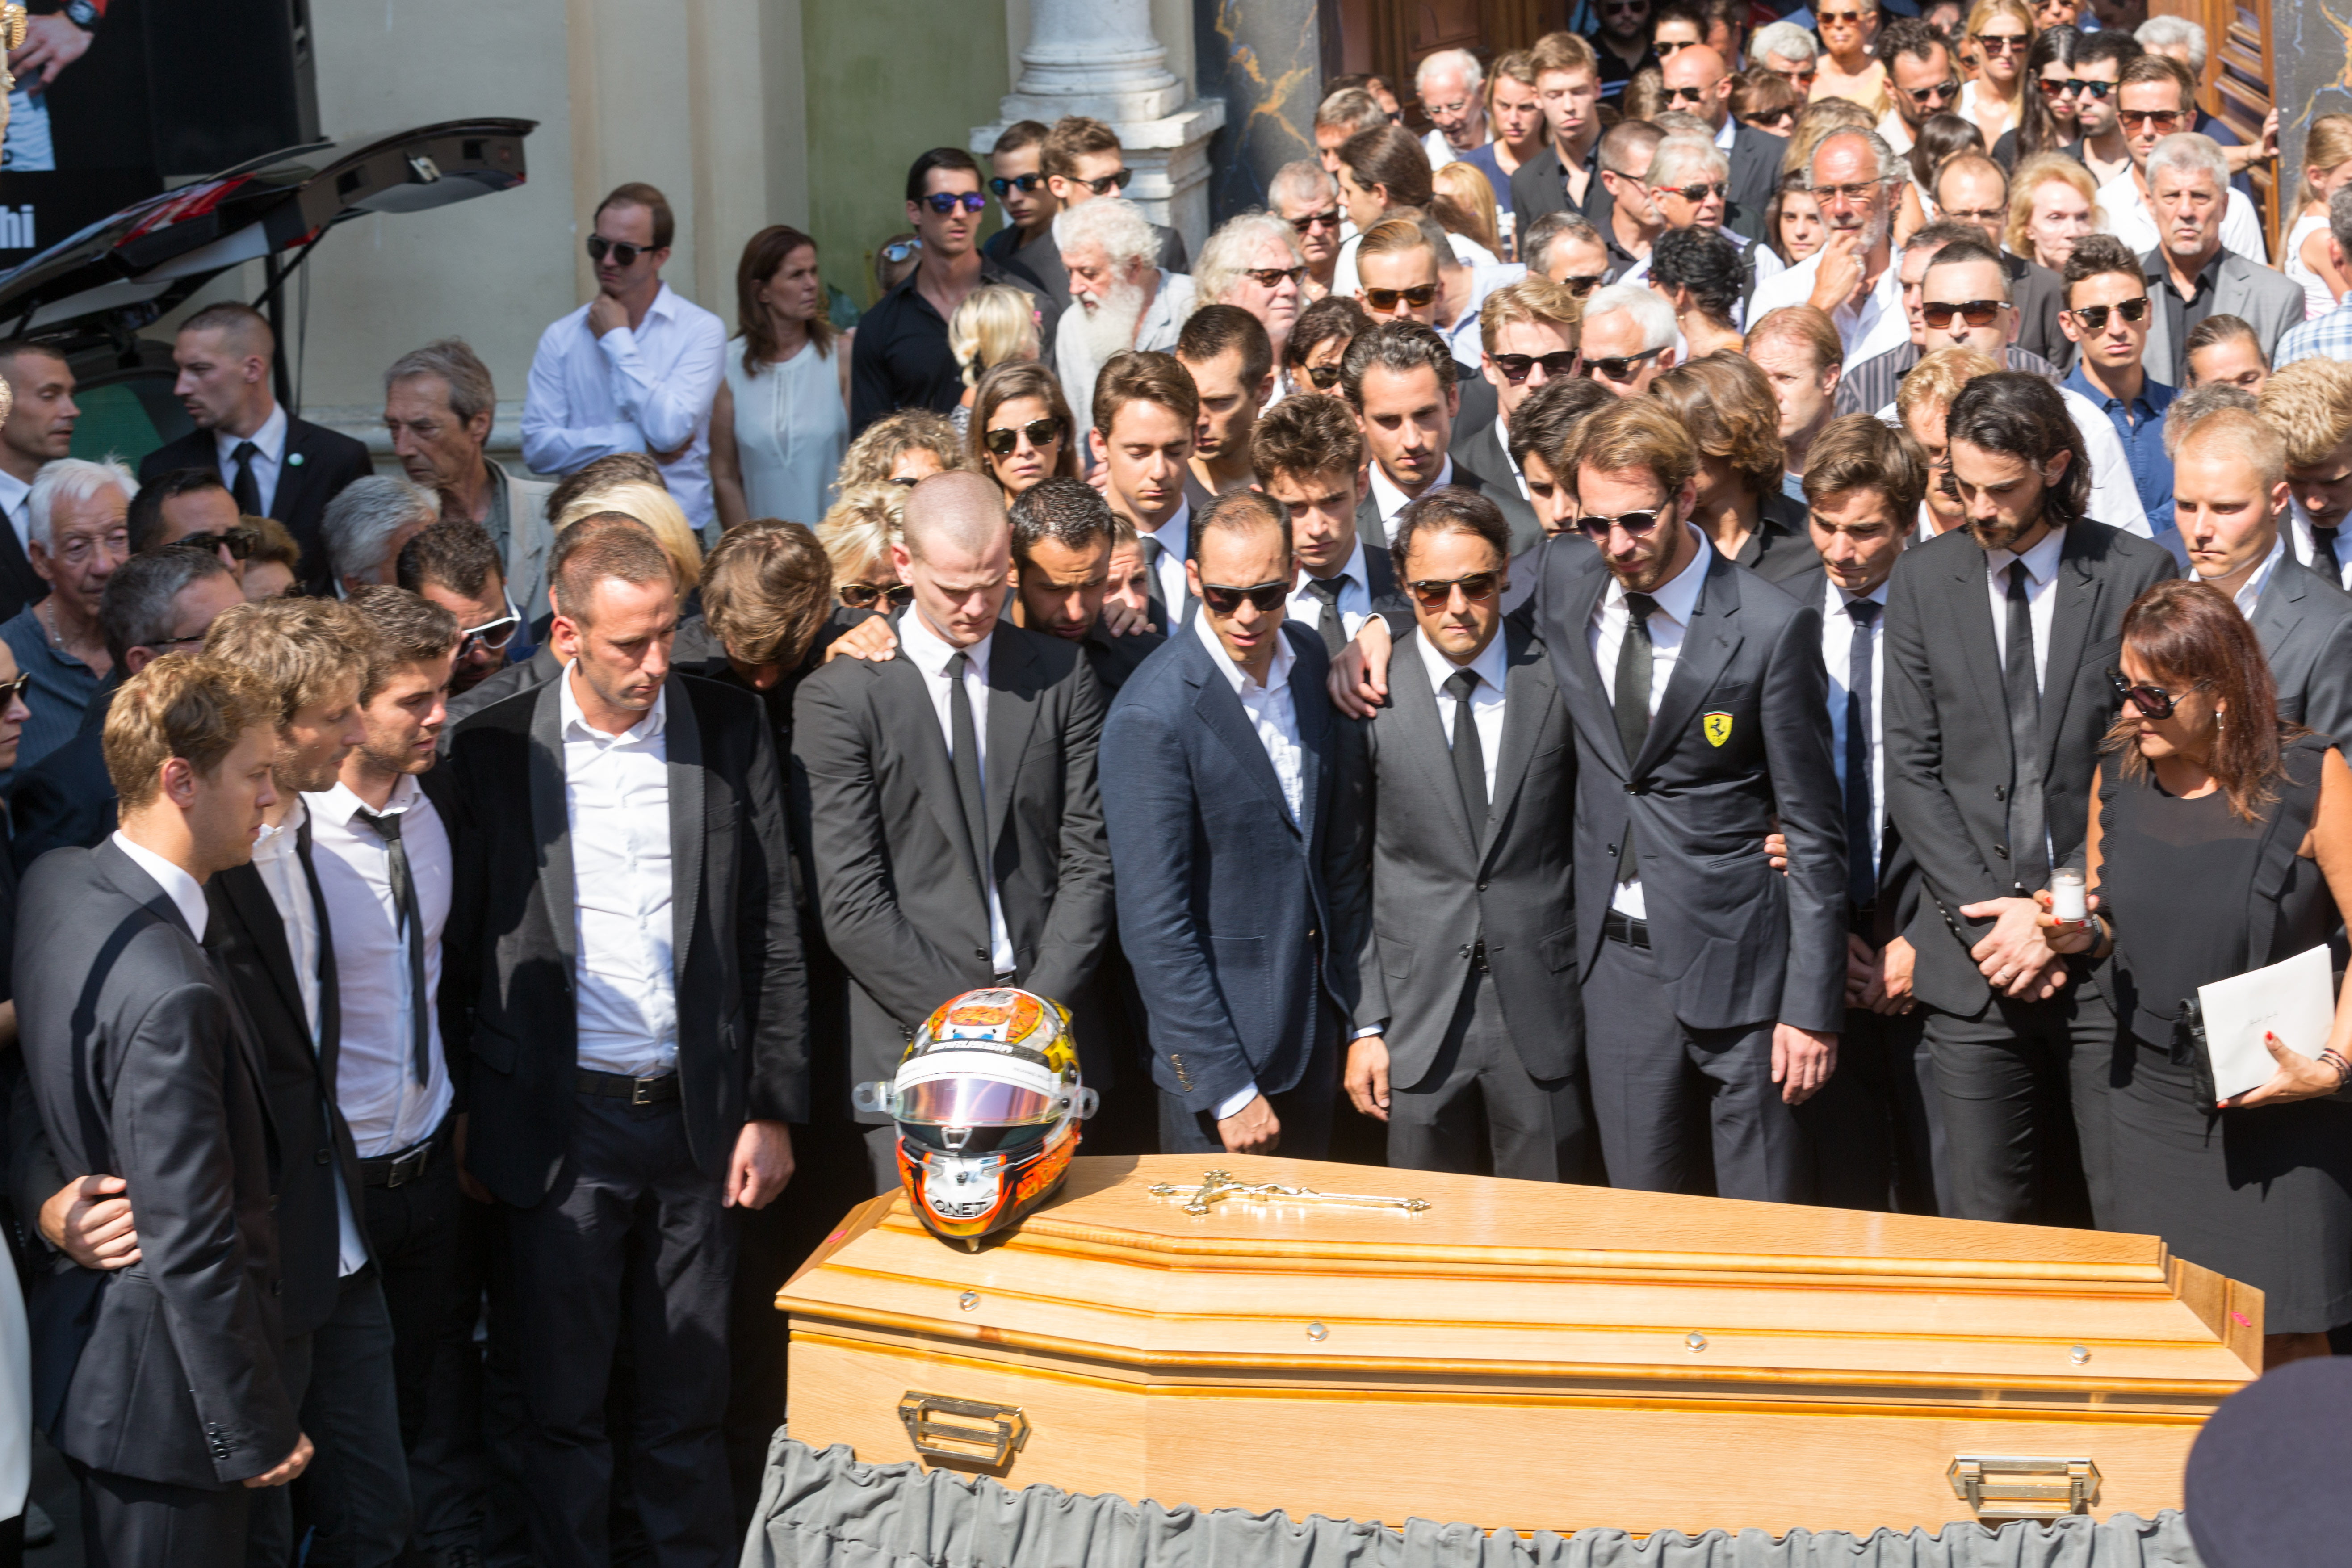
[945,284,1043,437]
[555,478,704,593]
[815,480,909,612]
[1432,160,1504,260]
[1810,0,1890,117]
[2287,115,2352,320]
[1955,0,2035,148]
[2005,152,2101,271]
[834,407,969,493]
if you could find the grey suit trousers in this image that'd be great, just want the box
[1385,968,1592,1181]
[1583,932,1807,1202]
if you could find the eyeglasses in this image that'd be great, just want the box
[989,173,1045,197]
[0,671,30,708]
[2037,76,2083,97]
[586,234,655,266]
[2120,109,2184,131]
[880,238,922,264]
[984,417,1063,457]
[1556,271,1606,296]
[839,582,915,610]
[1289,208,1342,234]
[1778,66,1820,88]
[1244,264,1308,289]
[2108,668,2207,720]
[1972,31,2029,50]
[1305,363,1345,390]
[1407,571,1502,608]
[1490,350,1581,383]
[168,525,258,561]
[1921,298,2004,328]
[1198,578,1293,615]
[2066,296,2152,331]
[1652,179,1729,203]
[1575,508,1669,540]
[1811,180,1890,205]
[921,192,989,215]
[1904,78,1962,106]
[1585,345,1664,382]
[1076,168,1134,196]
[458,612,520,658]
[1363,283,1439,311]
[1653,38,1699,54]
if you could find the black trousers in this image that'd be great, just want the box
[71,1459,248,1568]
[1923,975,2117,1226]
[1385,966,1593,1181]
[1157,1023,1338,1159]
[504,1094,737,1568]
[1795,1004,1947,1214]
[261,1267,410,1568]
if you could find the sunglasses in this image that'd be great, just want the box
[839,582,915,610]
[0,671,29,708]
[1244,264,1308,289]
[1290,208,1343,233]
[1661,85,1714,105]
[586,234,655,266]
[1922,298,2004,329]
[2121,109,2184,131]
[1556,271,1606,296]
[1490,350,1580,383]
[984,417,1063,457]
[169,525,257,561]
[880,238,922,264]
[1653,179,1729,203]
[1575,508,1669,540]
[1819,8,1869,21]
[1363,283,1439,311]
[1586,345,1664,382]
[1939,204,2007,224]
[2067,296,2152,331]
[2068,79,2114,99]
[1972,31,2029,50]
[2037,76,2083,96]
[2109,668,2207,721]
[1653,38,1699,54]
[1780,66,1820,87]
[1305,363,1345,390]
[1199,578,1292,615]
[1407,571,1502,608]
[459,613,520,658]
[1077,168,1134,196]
[921,192,989,215]
[989,173,1045,197]
[1904,78,1962,106]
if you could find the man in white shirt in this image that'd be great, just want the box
[521,182,728,532]
[1415,48,1489,169]
[1253,391,1404,651]
[1346,319,1509,549]
[1090,351,1200,625]
[1055,195,1197,422]
[1746,128,1910,366]
[0,340,73,619]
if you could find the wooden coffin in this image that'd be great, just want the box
[777,1154,2259,1537]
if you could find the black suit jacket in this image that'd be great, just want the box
[203,826,372,1340]
[791,618,1115,1108]
[1352,620,1583,1083]
[0,519,42,625]
[1882,520,2178,1012]
[440,673,808,1206]
[2248,554,2352,743]
[8,673,118,872]
[1737,491,1825,584]
[1509,142,1612,232]
[2009,255,2069,371]
[1726,122,1790,231]
[17,840,298,1487]
[1081,617,1165,695]
[1354,459,1507,552]
[138,415,373,597]
[1536,537,1848,1032]
[1449,418,1546,555]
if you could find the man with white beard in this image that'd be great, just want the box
[1057,196,1197,422]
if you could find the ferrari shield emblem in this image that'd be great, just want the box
[1703,711,1733,746]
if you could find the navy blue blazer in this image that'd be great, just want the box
[1100,621,1370,1113]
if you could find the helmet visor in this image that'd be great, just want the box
[895,1076,1060,1127]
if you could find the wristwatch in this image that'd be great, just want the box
[62,0,100,30]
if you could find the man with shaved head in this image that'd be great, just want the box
[1656,41,1787,234]
[794,469,1117,1189]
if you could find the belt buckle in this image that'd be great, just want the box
[630,1076,659,1106]
[386,1140,430,1187]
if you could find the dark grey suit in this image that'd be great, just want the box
[2138,247,2306,388]
[2246,552,2352,743]
[1352,621,1589,1178]
[8,672,119,871]
[139,416,375,597]
[1882,519,2176,1224]
[1724,122,1790,237]
[17,839,298,1562]
[1449,417,1546,555]
[791,616,1114,1184]
[1355,458,1510,552]
[1536,536,1846,1200]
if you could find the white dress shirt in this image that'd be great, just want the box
[1192,611,1306,1120]
[1588,526,1712,919]
[897,610,1016,974]
[1368,455,1455,538]
[1746,244,1909,365]
[2093,171,2269,268]
[1416,624,1509,806]
[1137,501,1193,615]
[1055,269,1198,419]
[305,777,456,1162]
[112,830,207,940]
[1983,522,2067,693]
[521,282,729,530]
[2288,499,2352,593]
[2228,532,2287,617]
[215,402,289,520]
[1822,578,1890,876]
[1287,538,1377,641]
[0,467,30,555]
[559,671,680,1076]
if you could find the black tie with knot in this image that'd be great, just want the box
[229,440,262,517]
[1613,592,1658,883]
[1303,574,1353,653]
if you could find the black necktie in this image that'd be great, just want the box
[1844,598,1881,913]
[1136,535,1168,625]
[1304,574,1353,653]
[2002,561,2050,893]
[1614,591,1658,883]
[2315,524,2343,584]
[1445,668,1488,834]
[229,440,262,516]
[354,806,430,1085]
[946,651,990,902]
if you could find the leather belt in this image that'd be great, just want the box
[576,1068,681,1105]
[360,1138,434,1189]
[1602,910,1651,949]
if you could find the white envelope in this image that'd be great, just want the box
[2196,944,2338,1104]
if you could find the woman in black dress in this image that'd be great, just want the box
[2041,577,2352,1368]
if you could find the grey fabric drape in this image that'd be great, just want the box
[743,1436,2203,1568]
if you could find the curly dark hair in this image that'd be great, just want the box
[1646,227,1746,330]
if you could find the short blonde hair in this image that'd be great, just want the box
[947,285,1042,389]
[1478,274,1585,355]
[1897,346,2001,425]
[2004,153,2102,257]
[817,480,907,584]
[2258,358,2352,469]
[1432,162,1501,256]
[105,654,275,813]
[554,478,702,588]
[1744,304,1843,371]
[200,597,369,729]
[2171,403,2287,489]
[836,408,968,493]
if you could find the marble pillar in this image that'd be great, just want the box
[971,0,1224,253]
[1194,0,1333,222]
[2277,0,2352,227]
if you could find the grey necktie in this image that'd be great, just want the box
[1445,668,1488,833]
[946,651,990,904]
[2314,524,2343,583]
[353,806,431,1085]
[1613,592,1658,883]
[2002,561,2050,893]
[1845,598,1881,913]
[1136,535,1168,624]
[1303,574,1353,653]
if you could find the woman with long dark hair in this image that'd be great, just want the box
[710,224,850,529]
[1997,25,2081,166]
[2041,532,2352,1368]
[967,361,1079,498]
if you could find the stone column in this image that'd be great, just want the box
[972,0,1224,254]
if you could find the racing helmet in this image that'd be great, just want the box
[852,987,1098,1247]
